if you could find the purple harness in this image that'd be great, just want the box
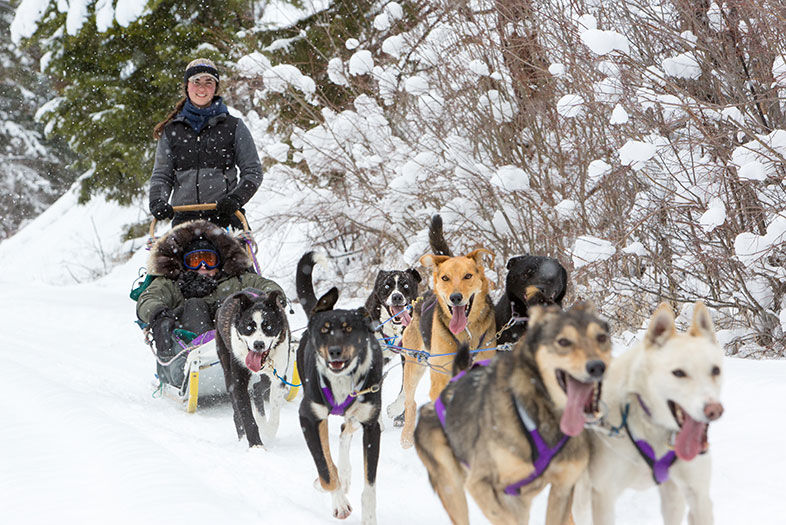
[434,360,569,496]
[321,384,356,416]
[623,398,678,484]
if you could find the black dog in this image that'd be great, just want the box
[364,268,421,425]
[295,251,383,523]
[494,255,568,344]
[215,288,292,448]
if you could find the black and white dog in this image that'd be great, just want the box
[296,251,383,524]
[215,288,293,448]
[364,268,421,425]
[494,255,568,344]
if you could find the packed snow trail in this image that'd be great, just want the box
[1,278,784,524]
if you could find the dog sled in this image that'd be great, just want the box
[132,203,300,412]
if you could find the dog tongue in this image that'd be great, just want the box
[391,305,412,326]
[560,375,595,436]
[245,351,264,373]
[674,411,707,461]
[449,305,468,334]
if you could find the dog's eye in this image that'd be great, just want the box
[403,284,409,289]
[246,325,254,331]
[441,275,450,281]
[345,325,352,333]
[596,333,608,344]
[672,369,687,378]
[321,326,329,334]
[384,284,390,289]
[711,366,721,377]
[557,338,571,347]
[464,273,473,280]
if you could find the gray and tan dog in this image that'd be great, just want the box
[414,303,611,525]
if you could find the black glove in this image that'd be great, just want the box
[149,307,176,357]
[216,194,243,217]
[150,200,174,220]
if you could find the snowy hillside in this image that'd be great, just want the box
[1,194,785,525]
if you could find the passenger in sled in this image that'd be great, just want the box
[136,220,283,387]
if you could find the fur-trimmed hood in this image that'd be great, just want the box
[147,220,251,279]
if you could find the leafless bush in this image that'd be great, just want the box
[245,0,786,356]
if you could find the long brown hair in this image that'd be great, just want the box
[153,94,187,140]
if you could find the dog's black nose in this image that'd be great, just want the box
[391,292,404,304]
[328,346,343,360]
[586,360,606,378]
[449,292,463,305]
[253,341,266,351]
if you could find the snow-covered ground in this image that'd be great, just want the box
[1,194,784,524]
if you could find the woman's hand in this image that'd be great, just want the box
[150,200,175,220]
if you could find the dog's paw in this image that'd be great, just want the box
[386,397,405,419]
[248,443,268,452]
[400,434,414,449]
[331,493,352,520]
[392,413,405,428]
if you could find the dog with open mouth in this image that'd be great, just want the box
[215,287,293,448]
[364,268,421,426]
[583,301,724,525]
[398,216,497,448]
[295,251,384,524]
[414,303,611,525]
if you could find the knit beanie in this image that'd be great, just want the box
[184,58,220,84]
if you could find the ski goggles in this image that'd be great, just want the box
[183,249,220,270]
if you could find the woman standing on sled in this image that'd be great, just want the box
[148,57,263,228]
[136,220,284,387]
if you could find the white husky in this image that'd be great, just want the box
[586,301,724,525]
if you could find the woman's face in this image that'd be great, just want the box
[187,75,217,108]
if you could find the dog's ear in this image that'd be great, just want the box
[313,286,339,314]
[688,301,717,343]
[465,248,494,269]
[555,265,568,305]
[645,302,676,348]
[373,271,389,292]
[234,290,257,311]
[357,307,376,332]
[407,268,422,283]
[420,253,450,270]
[266,289,287,310]
[506,255,524,270]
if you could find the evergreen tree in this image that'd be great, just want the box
[0,0,74,238]
[16,0,256,204]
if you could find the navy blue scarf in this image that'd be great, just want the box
[180,97,228,133]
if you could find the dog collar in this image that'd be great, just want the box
[621,402,678,484]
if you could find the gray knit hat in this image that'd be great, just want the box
[184,58,219,84]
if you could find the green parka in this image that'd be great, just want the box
[136,220,283,324]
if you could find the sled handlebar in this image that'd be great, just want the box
[148,204,249,237]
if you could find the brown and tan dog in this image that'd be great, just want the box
[414,303,611,525]
[399,242,497,448]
